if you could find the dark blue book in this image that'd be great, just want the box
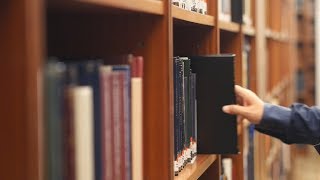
[77,60,103,180]
[247,124,255,180]
[44,58,66,180]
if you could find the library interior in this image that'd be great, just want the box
[1,0,320,179]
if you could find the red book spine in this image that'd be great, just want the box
[100,67,114,180]
[112,72,123,180]
[63,88,75,180]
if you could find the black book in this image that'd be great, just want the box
[231,0,243,23]
[190,54,238,154]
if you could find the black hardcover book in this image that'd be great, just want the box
[190,54,238,154]
[231,0,243,23]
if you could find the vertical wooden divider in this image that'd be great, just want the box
[143,0,173,179]
[0,0,44,180]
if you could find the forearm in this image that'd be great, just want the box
[255,103,320,145]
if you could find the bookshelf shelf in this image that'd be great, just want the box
[49,0,164,15]
[242,25,256,36]
[265,29,289,42]
[174,155,217,180]
[172,6,215,26]
[218,20,240,33]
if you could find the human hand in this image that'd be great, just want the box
[222,85,264,124]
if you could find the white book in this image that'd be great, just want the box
[68,86,94,180]
[218,0,231,22]
[131,77,143,180]
[222,158,232,180]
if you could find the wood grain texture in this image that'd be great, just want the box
[219,20,240,33]
[0,0,44,180]
[199,155,221,180]
[174,155,217,180]
[172,5,215,27]
[49,0,164,15]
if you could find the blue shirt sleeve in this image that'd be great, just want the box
[255,103,320,145]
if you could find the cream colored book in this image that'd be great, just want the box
[130,56,144,180]
[131,77,143,180]
[68,86,94,180]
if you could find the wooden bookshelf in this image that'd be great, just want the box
[49,0,164,15]
[174,155,217,180]
[0,0,299,180]
[218,20,240,32]
[172,6,215,26]
[242,25,256,36]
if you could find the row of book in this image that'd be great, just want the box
[172,0,208,15]
[172,0,252,25]
[173,55,239,176]
[173,57,198,176]
[44,55,143,180]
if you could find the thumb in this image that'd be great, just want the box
[222,105,248,116]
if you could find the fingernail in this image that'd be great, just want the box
[222,106,228,112]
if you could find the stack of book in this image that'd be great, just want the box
[44,55,143,180]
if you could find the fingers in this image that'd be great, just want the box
[234,85,249,99]
[222,104,248,117]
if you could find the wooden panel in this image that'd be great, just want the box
[49,0,164,15]
[199,155,221,180]
[173,26,216,56]
[0,0,43,180]
[220,30,242,85]
[243,25,255,36]
[219,20,240,33]
[249,37,257,92]
[174,155,217,180]
[172,5,214,26]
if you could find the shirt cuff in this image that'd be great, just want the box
[257,103,291,130]
[254,103,292,143]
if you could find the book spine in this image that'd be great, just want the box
[78,60,103,180]
[63,63,79,180]
[69,86,95,180]
[44,60,66,180]
[113,65,131,180]
[111,71,123,180]
[100,66,114,180]
[131,56,144,180]
[177,58,184,171]
[173,57,179,175]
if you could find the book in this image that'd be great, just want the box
[231,0,243,24]
[77,60,103,180]
[112,65,131,180]
[67,86,95,180]
[173,57,198,175]
[130,56,144,180]
[222,158,233,180]
[190,54,238,154]
[243,0,252,25]
[242,37,251,88]
[100,65,114,180]
[44,59,66,180]
[219,0,231,22]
